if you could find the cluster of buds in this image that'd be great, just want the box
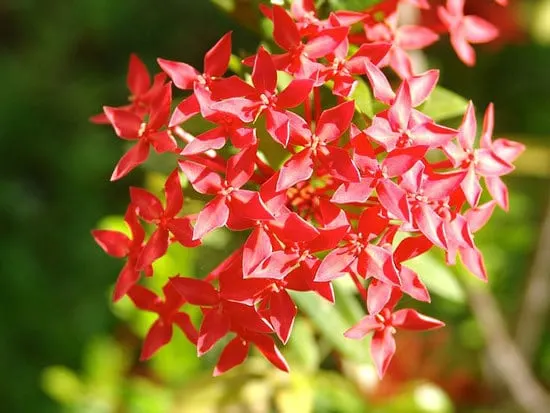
[92,0,524,378]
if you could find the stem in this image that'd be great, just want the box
[462,279,550,413]
[314,87,321,123]
[304,92,312,127]
[349,272,367,302]
[515,192,550,362]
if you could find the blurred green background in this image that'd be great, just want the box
[1,0,549,412]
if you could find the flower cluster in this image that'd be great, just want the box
[92,0,524,378]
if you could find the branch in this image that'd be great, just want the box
[515,194,550,362]
[464,281,550,413]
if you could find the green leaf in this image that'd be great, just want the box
[351,77,374,118]
[285,318,320,372]
[41,366,83,405]
[420,86,468,122]
[403,252,466,304]
[290,292,370,362]
[328,0,384,11]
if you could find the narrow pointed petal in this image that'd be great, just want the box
[276,148,314,191]
[170,276,219,306]
[252,47,277,94]
[459,246,488,281]
[266,108,290,147]
[408,70,439,106]
[129,187,164,221]
[127,54,151,96]
[272,5,301,51]
[485,176,509,211]
[92,230,131,258]
[178,160,223,194]
[113,263,140,302]
[193,196,229,240]
[332,180,375,204]
[367,280,393,315]
[204,32,232,77]
[243,226,273,277]
[198,309,231,355]
[277,79,314,109]
[344,315,383,340]
[315,248,356,282]
[111,140,150,181]
[103,107,141,139]
[269,289,297,344]
[316,101,355,144]
[393,309,445,330]
[377,179,411,222]
[213,337,250,376]
[251,334,290,372]
[136,228,169,270]
[371,329,396,378]
[399,266,430,302]
[364,59,395,105]
[140,320,173,360]
[461,166,482,207]
[304,26,349,59]
[157,58,199,90]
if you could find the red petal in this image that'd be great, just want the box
[388,80,412,131]
[169,94,200,127]
[172,312,198,344]
[157,58,199,90]
[367,280,393,315]
[459,246,488,281]
[399,266,430,302]
[316,101,355,144]
[320,146,360,182]
[170,276,219,306]
[111,140,150,181]
[193,196,230,240]
[371,328,396,378]
[197,309,231,355]
[230,190,274,221]
[92,229,131,258]
[213,336,250,376]
[304,26,349,59]
[276,148,314,191]
[243,226,273,277]
[272,5,301,51]
[397,25,439,50]
[408,69,439,106]
[344,315,383,339]
[112,263,140,302]
[485,176,509,211]
[393,309,445,330]
[252,47,277,94]
[269,289,297,344]
[181,128,225,156]
[265,108,290,147]
[127,54,151,96]
[226,145,256,189]
[204,32,232,77]
[129,187,164,221]
[136,228,169,270]
[249,333,289,372]
[178,160,223,194]
[248,250,298,280]
[140,319,173,360]
[315,247,356,282]
[276,79,314,109]
[167,217,200,247]
[164,169,183,218]
[377,179,411,222]
[127,285,161,312]
[382,146,427,178]
[103,107,141,139]
[413,203,447,249]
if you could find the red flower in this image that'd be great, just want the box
[128,283,198,360]
[104,83,177,180]
[345,288,444,378]
[92,206,150,301]
[437,0,499,66]
[129,169,199,270]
